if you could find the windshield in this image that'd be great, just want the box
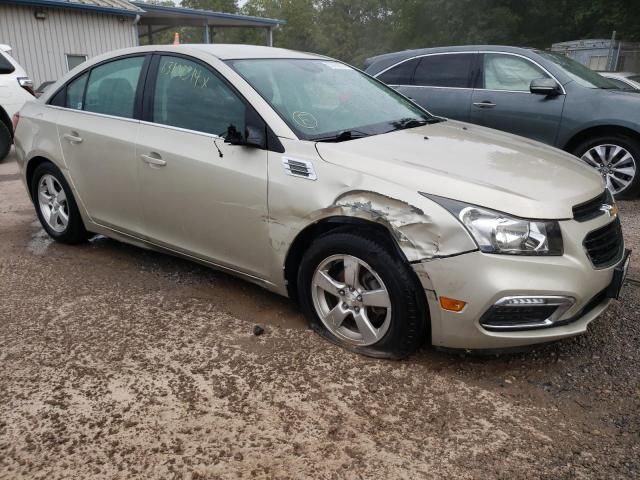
[227,59,434,140]
[535,50,620,89]
[629,75,640,83]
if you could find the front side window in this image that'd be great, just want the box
[228,59,433,140]
[482,53,549,91]
[84,57,144,118]
[152,56,246,136]
[377,58,419,85]
[65,72,88,110]
[414,54,474,88]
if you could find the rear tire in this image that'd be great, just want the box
[0,121,11,161]
[31,162,88,244]
[297,230,428,359]
[572,133,640,199]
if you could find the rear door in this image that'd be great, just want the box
[55,55,148,235]
[469,52,566,145]
[377,53,476,121]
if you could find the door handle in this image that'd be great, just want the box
[473,101,497,109]
[141,153,167,167]
[63,132,83,144]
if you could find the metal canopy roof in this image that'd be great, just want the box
[0,0,143,16]
[131,1,285,28]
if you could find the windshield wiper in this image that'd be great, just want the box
[313,130,371,143]
[387,117,445,133]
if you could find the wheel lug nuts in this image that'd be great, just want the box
[357,295,362,302]
[339,290,345,296]
[349,286,354,292]
[342,303,348,309]
[354,306,360,313]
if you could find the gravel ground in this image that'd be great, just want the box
[0,151,639,479]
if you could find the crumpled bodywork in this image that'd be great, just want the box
[318,190,474,262]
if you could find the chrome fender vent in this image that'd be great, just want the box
[282,157,317,180]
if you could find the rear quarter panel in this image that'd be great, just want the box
[14,102,63,189]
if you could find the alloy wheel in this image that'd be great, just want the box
[581,144,636,195]
[311,254,392,346]
[37,174,69,233]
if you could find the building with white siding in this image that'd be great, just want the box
[0,0,141,86]
[0,0,284,86]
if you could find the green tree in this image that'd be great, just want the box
[180,0,238,13]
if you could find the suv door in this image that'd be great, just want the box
[136,54,270,278]
[377,53,476,121]
[470,53,566,145]
[54,55,147,234]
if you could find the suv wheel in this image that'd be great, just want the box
[0,121,11,161]
[31,162,88,243]
[573,134,640,198]
[297,230,428,359]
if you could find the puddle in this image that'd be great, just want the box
[27,223,53,256]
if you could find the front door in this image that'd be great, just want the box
[470,53,566,146]
[136,54,270,278]
[56,56,146,234]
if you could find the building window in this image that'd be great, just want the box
[588,55,608,71]
[66,54,88,72]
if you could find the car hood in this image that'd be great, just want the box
[315,120,604,220]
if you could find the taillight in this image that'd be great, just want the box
[17,77,35,96]
[12,112,20,133]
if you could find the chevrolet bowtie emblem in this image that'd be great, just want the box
[600,204,618,217]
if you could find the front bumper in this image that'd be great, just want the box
[413,216,625,350]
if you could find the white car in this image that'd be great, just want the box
[598,71,640,91]
[0,44,34,160]
[13,45,630,358]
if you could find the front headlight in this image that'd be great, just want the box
[422,194,563,255]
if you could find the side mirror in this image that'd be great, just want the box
[224,106,267,149]
[225,123,266,149]
[530,78,562,96]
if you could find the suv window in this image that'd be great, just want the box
[0,52,15,74]
[151,55,245,136]
[84,56,144,118]
[377,58,419,85]
[482,53,549,91]
[413,54,474,88]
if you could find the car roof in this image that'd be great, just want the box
[364,45,538,73]
[92,44,328,61]
[185,44,327,60]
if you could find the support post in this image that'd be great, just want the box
[204,22,210,44]
[147,24,152,45]
[267,26,273,47]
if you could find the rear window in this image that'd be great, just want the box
[413,54,474,88]
[377,58,419,85]
[0,52,16,74]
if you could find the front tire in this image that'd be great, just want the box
[298,230,428,359]
[573,134,640,198]
[31,162,88,244]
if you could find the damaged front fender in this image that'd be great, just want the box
[315,190,477,263]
